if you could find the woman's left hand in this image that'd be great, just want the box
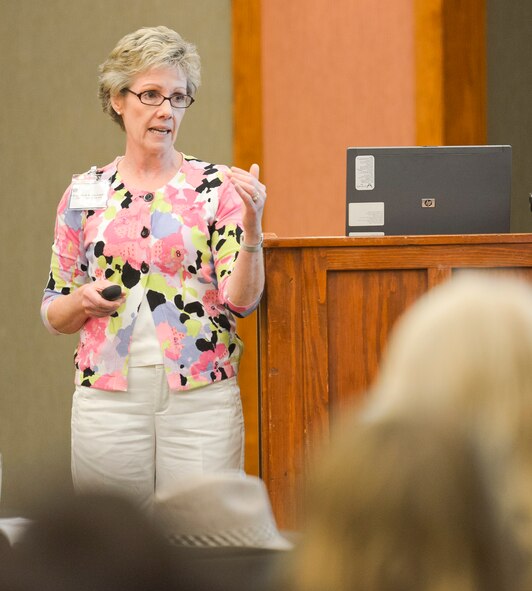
[228,163,266,242]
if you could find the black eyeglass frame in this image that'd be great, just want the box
[124,88,195,109]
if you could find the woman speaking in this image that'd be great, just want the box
[41,26,265,508]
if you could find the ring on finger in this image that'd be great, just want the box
[251,190,259,202]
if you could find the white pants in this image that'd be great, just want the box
[71,366,244,509]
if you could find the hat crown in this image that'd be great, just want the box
[155,473,292,550]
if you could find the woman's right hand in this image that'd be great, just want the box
[46,281,125,334]
[78,281,125,318]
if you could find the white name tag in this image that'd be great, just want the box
[69,167,110,210]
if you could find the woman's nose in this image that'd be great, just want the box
[157,98,173,116]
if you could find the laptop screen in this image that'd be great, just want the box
[345,145,511,236]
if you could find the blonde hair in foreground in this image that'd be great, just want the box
[287,418,511,591]
[369,272,532,438]
[364,272,532,590]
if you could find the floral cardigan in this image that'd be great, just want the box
[41,155,257,392]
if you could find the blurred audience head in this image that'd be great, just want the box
[365,273,532,574]
[285,273,532,591]
[0,492,193,591]
[286,417,513,591]
[367,273,532,443]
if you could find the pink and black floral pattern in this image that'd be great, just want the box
[42,155,257,392]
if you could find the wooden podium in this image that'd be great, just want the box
[258,234,532,529]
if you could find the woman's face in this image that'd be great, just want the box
[112,66,188,155]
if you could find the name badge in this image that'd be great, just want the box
[69,166,110,210]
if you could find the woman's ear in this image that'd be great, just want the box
[111,94,124,116]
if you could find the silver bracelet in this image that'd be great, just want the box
[240,234,263,253]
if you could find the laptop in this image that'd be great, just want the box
[346,145,511,236]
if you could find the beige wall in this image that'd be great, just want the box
[0,0,233,511]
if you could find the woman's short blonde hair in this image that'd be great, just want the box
[98,26,201,128]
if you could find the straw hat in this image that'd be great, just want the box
[154,472,293,551]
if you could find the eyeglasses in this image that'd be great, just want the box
[124,88,195,109]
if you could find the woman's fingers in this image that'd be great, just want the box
[229,164,265,200]
[249,163,260,180]
[229,172,265,192]
[82,282,125,317]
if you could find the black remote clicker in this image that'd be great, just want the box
[100,285,122,301]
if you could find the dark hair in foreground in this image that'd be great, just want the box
[0,492,197,591]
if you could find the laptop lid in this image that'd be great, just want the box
[346,145,511,236]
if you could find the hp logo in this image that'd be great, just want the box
[422,198,436,208]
